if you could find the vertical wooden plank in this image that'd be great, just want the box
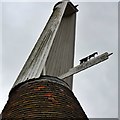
[13,1,69,88]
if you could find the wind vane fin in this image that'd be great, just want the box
[58,52,113,79]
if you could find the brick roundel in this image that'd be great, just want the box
[2,76,89,119]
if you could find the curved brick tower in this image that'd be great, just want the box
[2,1,89,119]
[2,76,88,119]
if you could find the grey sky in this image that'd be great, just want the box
[1,1,118,118]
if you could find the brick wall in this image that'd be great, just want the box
[2,76,89,119]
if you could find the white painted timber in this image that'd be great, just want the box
[45,9,77,90]
[13,1,69,88]
[58,52,113,79]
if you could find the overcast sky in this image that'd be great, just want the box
[1,1,118,118]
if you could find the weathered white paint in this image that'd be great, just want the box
[45,13,77,90]
[58,52,113,79]
[13,1,69,88]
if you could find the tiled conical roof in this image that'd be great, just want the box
[2,76,88,119]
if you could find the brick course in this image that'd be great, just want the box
[2,76,89,119]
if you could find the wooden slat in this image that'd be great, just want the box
[58,52,113,79]
[13,1,69,87]
[45,13,76,90]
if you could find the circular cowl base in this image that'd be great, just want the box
[2,76,88,119]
